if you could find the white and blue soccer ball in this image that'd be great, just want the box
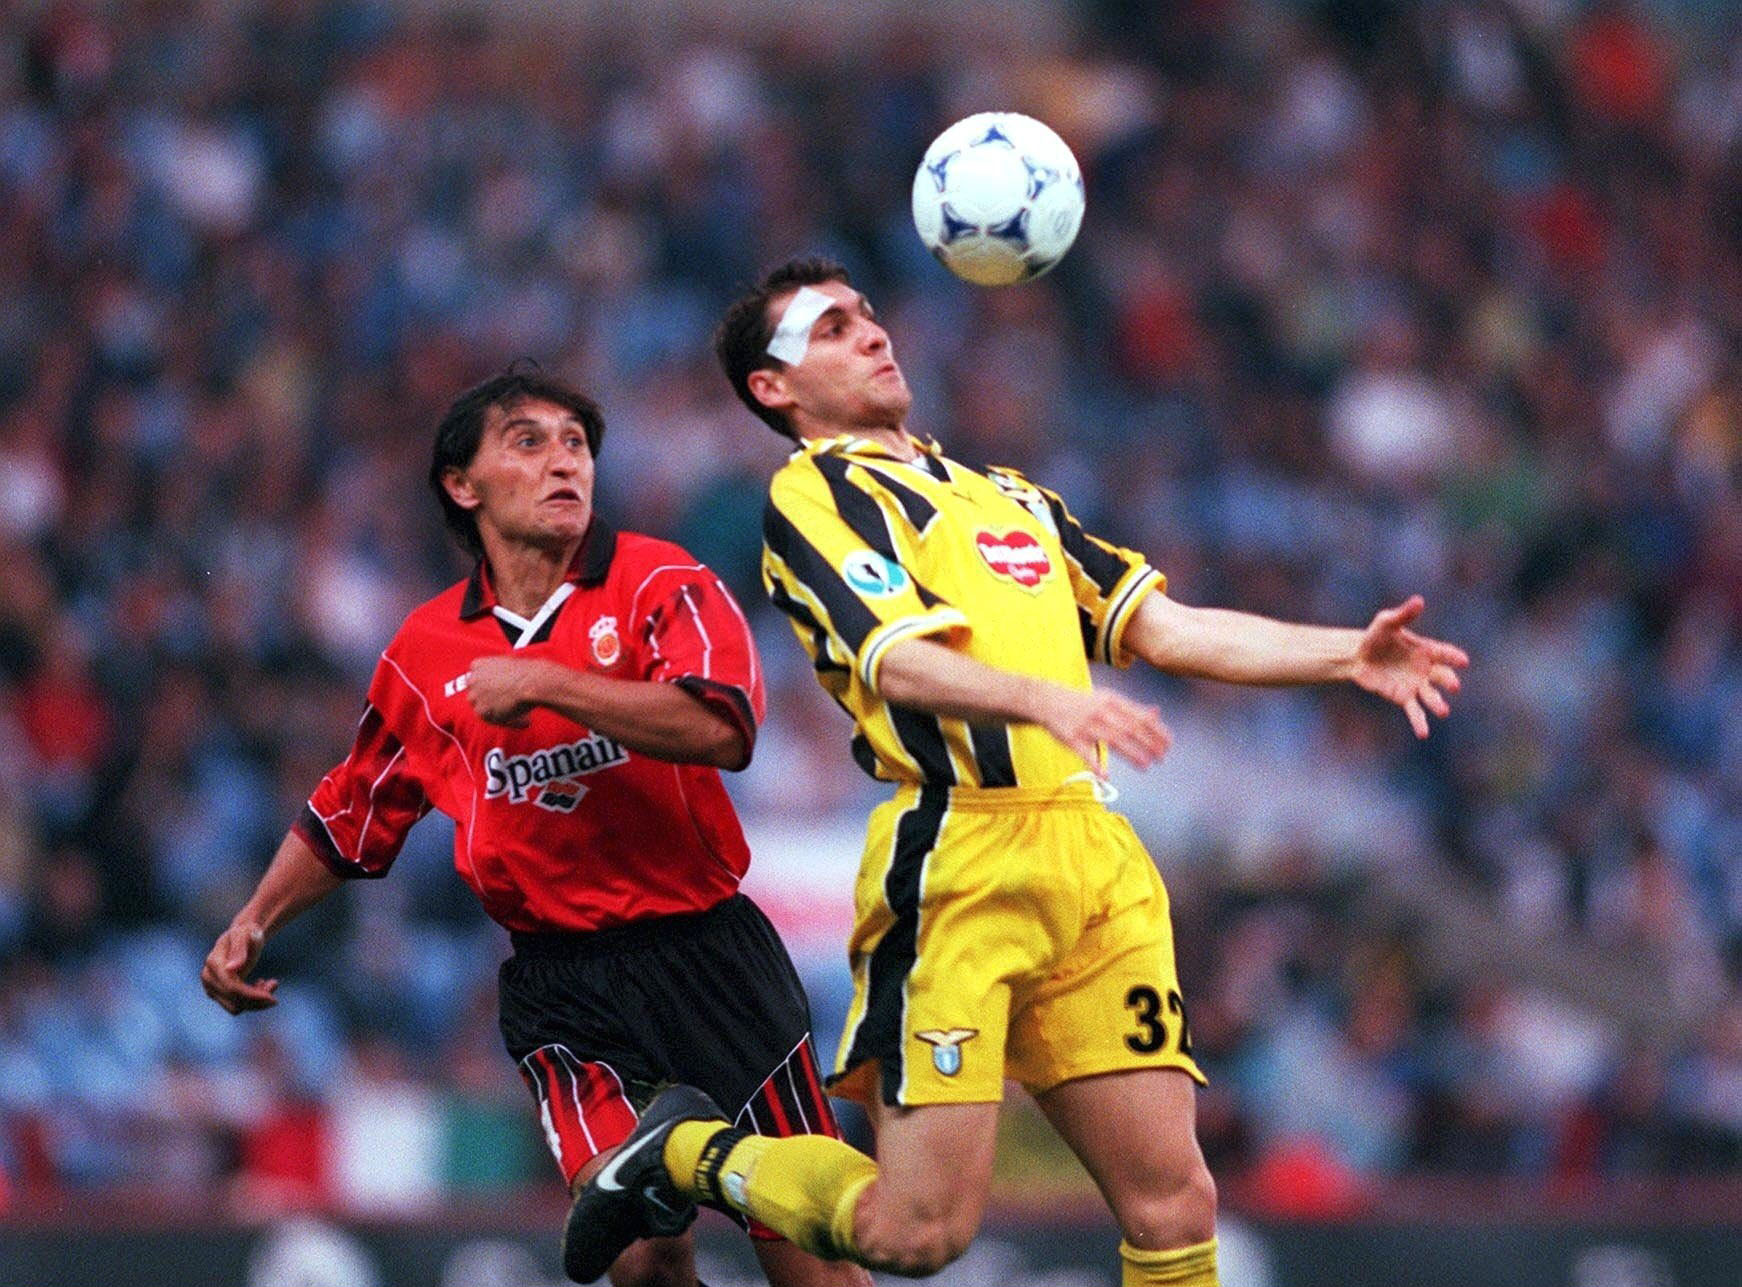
[911,111,1085,287]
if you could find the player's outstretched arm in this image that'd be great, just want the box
[201,829,343,1014]
[1124,591,1469,738]
[878,637,1171,769]
[464,655,749,769]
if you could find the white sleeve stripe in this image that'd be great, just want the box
[379,653,481,894]
[318,701,391,830]
[355,743,408,861]
[626,562,711,624]
[678,585,713,679]
[710,574,761,705]
[633,565,760,698]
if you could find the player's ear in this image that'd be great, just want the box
[746,366,792,414]
[441,465,482,513]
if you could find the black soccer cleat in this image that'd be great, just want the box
[562,1084,729,1284]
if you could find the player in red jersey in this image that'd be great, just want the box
[201,368,869,1287]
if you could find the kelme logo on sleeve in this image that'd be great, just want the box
[841,549,909,598]
[915,1027,979,1077]
[975,529,1053,589]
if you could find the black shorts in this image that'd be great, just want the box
[499,892,841,1196]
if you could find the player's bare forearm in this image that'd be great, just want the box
[1124,593,1361,685]
[877,637,1170,770]
[469,656,748,768]
[876,637,1051,724]
[544,672,748,767]
[202,829,342,1014]
[234,829,345,936]
[1126,591,1469,738]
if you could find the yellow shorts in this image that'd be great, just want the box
[829,781,1206,1106]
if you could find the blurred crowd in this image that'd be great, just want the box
[0,0,1735,1213]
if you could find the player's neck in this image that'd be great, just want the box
[483,536,583,617]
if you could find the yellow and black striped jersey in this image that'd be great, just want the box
[761,433,1164,790]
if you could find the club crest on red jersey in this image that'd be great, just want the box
[589,615,622,666]
[974,529,1053,590]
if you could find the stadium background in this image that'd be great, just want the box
[0,0,1735,1283]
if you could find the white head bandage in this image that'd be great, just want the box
[766,286,835,365]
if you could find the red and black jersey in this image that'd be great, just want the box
[293,521,767,933]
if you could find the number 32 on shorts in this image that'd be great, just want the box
[1124,984,1193,1057]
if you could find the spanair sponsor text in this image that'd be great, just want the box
[484,734,628,805]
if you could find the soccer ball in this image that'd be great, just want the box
[911,112,1085,287]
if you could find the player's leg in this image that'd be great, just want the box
[604,1238,695,1287]
[499,937,701,1286]
[663,1094,999,1276]
[519,1052,701,1286]
[1007,808,1219,1285]
[574,791,1020,1276]
[646,894,874,1286]
[750,1236,872,1287]
[848,1097,1000,1273]
[731,1033,875,1287]
[1036,1068,1218,1284]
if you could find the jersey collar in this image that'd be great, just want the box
[459,518,618,619]
[797,432,945,463]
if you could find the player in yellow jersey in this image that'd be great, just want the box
[561,259,1468,1287]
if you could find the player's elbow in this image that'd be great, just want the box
[695,721,752,771]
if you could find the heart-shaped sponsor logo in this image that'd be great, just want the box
[975,529,1053,588]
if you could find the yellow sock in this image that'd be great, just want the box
[663,1120,720,1188]
[1121,1237,1218,1286]
[662,1124,876,1259]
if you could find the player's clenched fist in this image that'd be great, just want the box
[465,655,555,727]
[200,923,278,1014]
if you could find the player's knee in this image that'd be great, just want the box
[882,1219,974,1277]
[857,1209,975,1277]
[1119,1160,1217,1249]
[607,1235,692,1287]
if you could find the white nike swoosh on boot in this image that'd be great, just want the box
[594,1128,667,1193]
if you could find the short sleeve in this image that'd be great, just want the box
[762,457,968,692]
[636,564,766,765]
[295,657,432,878]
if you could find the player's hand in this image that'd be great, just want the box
[1040,685,1171,771]
[465,655,550,727]
[201,923,279,1014]
[1350,595,1470,738]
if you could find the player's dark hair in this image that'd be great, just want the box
[428,363,606,557]
[713,257,852,440]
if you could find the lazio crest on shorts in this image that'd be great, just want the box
[915,1027,979,1077]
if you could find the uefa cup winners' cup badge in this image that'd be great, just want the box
[589,615,622,667]
[915,1028,979,1077]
